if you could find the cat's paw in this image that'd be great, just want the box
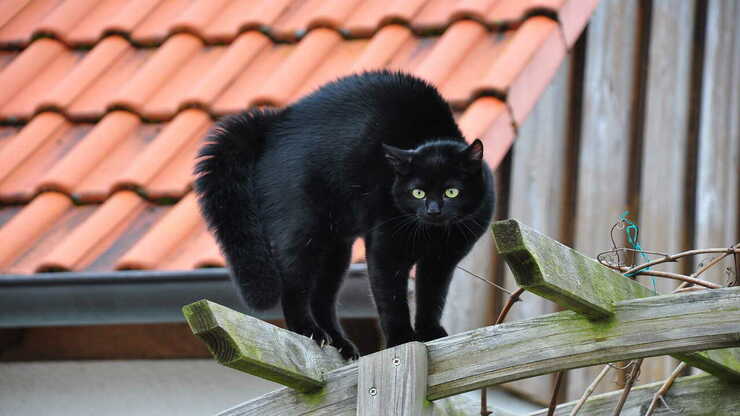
[331,337,360,361]
[415,325,448,342]
[297,325,333,348]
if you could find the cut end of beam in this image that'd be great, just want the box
[182,299,349,392]
[492,218,656,319]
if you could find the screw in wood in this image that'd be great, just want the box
[392,357,401,366]
[369,387,377,396]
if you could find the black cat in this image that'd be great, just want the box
[195,70,494,360]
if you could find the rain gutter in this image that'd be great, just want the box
[0,265,374,327]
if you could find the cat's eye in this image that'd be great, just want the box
[411,189,426,199]
[445,188,460,198]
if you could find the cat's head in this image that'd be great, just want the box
[383,139,490,225]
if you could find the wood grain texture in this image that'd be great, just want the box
[493,219,654,319]
[528,373,740,415]
[499,56,573,404]
[219,287,740,414]
[357,342,430,416]
[426,287,740,399]
[694,0,740,285]
[569,0,643,399]
[636,0,697,383]
[183,300,347,392]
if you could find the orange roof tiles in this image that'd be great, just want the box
[0,0,598,275]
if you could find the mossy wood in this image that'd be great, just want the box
[216,287,740,414]
[529,373,740,415]
[492,218,655,318]
[492,218,740,381]
[182,299,348,392]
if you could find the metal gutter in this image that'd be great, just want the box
[0,265,375,328]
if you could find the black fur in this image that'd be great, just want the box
[195,71,494,359]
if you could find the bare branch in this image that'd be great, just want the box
[601,263,721,288]
[611,359,643,416]
[569,365,611,416]
[643,362,687,416]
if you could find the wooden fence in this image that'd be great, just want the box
[489,0,740,401]
[183,220,740,415]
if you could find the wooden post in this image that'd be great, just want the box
[492,218,740,381]
[357,342,431,416]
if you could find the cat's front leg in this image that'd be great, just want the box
[366,237,416,348]
[414,251,467,342]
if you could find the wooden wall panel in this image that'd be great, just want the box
[566,0,643,401]
[694,0,740,286]
[498,57,574,405]
[636,0,697,384]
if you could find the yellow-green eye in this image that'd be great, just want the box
[445,188,460,198]
[411,189,426,199]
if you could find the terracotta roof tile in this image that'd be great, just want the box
[0,0,598,274]
[475,16,566,123]
[0,0,591,47]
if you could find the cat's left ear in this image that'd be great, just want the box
[462,139,484,171]
[383,144,414,175]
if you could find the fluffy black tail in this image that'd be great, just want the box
[194,109,283,310]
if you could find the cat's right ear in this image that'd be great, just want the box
[383,144,414,175]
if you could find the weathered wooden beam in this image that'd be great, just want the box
[426,287,740,399]
[529,373,740,415]
[182,299,347,392]
[357,342,431,415]
[492,218,654,319]
[492,218,740,381]
[218,287,740,414]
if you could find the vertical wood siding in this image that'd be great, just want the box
[492,0,739,404]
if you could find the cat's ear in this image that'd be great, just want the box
[462,139,484,171]
[383,144,414,174]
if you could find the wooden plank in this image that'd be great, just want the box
[493,218,740,381]
[182,300,347,392]
[493,219,654,319]
[220,287,740,414]
[500,54,574,404]
[427,286,740,399]
[695,0,740,285]
[569,0,643,399]
[529,373,740,415]
[357,342,430,416]
[637,0,698,383]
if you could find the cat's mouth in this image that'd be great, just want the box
[419,215,450,226]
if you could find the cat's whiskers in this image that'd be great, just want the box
[368,213,415,234]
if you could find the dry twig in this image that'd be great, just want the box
[600,263,721,288]
[547,371,565,416]
[481,286,525,415]
[569,364,611,416]
[643,362,687,416]
[621,247,740,276]
[495,287,526,325]
[611,359,643,416]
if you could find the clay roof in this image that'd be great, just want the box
[0,0,598,274]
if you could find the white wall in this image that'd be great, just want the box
[0,359,280,416]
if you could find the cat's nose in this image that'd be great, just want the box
[426,201,441,215]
